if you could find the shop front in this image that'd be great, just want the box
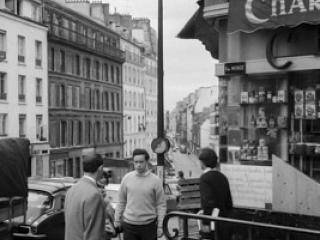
[179,0,320,217]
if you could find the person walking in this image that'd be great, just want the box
[198,148,233,240]
[65,153,106,240]
[114,148,166,240]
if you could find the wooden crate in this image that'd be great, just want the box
[177,178,201,211]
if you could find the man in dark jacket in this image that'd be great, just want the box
[198,148,233,239]
[65,152,106,240]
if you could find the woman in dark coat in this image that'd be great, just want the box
[198,148,233,240]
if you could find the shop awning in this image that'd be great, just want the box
[177,0,219,59]
[228,0,320,33]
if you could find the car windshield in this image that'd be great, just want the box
[25,191,52,224]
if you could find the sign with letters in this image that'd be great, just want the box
[224,62,246,75]
[221,164,272,209]
[228,0,320,33]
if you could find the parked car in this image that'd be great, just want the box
[105,182,178,212]
[12,178,76,240]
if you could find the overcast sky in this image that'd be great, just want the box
[105,0,218,111]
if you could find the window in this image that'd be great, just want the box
[111,122,115,142]
[86,121,91,145]
[116,67,120,84]
[117,122,120,142]
[36,78,42,103]
[95,90,100,109]
[50,48,55,71]
[49,83,55,107]
[95,61,100,80]
[60,84,65,107]
[0,31,6,56]
[104,63,109,81]
[111,65,114,83]
[72,86,80,108]
[0,72,7,100]
[67,85,72,107]
[36,115,43,140]
[105,122,109,143]
[104,92,109,110]
[95,121,100,144]
[85,87,91,109]
[60,120,67,147]
[77,121,82,145]
[60,50,65,72]
[18,35,25,63]
[35,41,42,67]
[111,92,115,111]
[0,114,7,135]
[85,58,90,79]
[18,75,25,102]
[19,114,26,137]
[75,55,80,75]
[116,93,120,111]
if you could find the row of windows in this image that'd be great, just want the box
[125,138,145,158]
[0,72,43,104]
[49,83,121,112]
[49,48,121,84]
[146,99,157,117]
[50,119,121,148]
[0,113,44,140]
[0,31,43,67]
[123,90,144,109]
[124,115,145,134]
[123,64,144,86]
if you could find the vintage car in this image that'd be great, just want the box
[12,178,76,240]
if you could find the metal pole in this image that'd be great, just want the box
[157,0,164,184]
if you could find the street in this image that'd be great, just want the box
[170,151,202,179]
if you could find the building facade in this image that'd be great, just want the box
[0,0,49,177]
[120,37,146,159]
[44,0,124,179]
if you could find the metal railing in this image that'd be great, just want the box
[163,211,320,240]
[45,22,125,61]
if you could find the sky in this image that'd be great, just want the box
[105,0,218,111]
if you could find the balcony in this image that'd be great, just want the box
[18,94,25,102]
[46,22,125,62]
[0,92,7,100]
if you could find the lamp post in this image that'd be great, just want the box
[157,0,164,183]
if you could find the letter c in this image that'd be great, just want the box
[245,0,269,24]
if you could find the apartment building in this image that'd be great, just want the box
[44,0,125,178]
[0,0,49,176]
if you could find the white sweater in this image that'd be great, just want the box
[114,171,166,227]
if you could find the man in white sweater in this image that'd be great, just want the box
[114,148,166,240]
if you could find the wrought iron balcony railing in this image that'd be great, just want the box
[46,22,125,61]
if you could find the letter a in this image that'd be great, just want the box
[288,0,307,14]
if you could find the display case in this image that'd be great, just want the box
[239,75,289,166]
[288,72,320,181]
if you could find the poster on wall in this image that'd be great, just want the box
[221,164,272,209]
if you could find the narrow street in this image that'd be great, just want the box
[171,151,202,179]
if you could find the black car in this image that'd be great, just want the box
[12,178,76,240]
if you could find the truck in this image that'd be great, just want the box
[0,138,29,240]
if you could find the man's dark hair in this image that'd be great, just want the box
[83,153,103,173]
[198,148,218,168]
[132,148,150,161]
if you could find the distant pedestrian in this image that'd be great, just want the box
[176,170,185,203]
[114,148,166,240]
[65,152,106,240]
[198,148,233,240]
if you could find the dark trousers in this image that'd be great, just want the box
[122,220,157,240]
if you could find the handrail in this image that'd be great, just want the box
[163,211,320,240]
